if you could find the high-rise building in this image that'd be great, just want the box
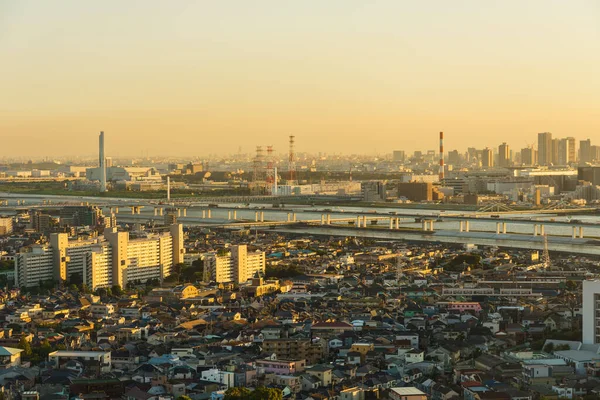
[593,146,600,163]
[567,137,576,163]
[538,132,553,165]
[557,138,571,166]
[583,281,600,344]
[203,244,266,284]
[551,138,559,166]
[580,139,592,164]
[15,224,184,290]
[481,148,493,168]
[392,150,406,162]
[521,147,537,166]
[447,150,460,165]
[498,143,510,167]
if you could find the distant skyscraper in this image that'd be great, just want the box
[557,138,572,166]
[551,138,559,165]
[567,137,576,163]
[481,148,493,168]
[580,139,592,164]
[521,147,537,166]
[448,150,460,165]
[537,132,553,165]
[392,150,406,162]
[498,142,510,167]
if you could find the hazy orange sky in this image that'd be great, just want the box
[1,1,599,157]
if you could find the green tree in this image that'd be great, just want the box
[543,342,554,353]
[18,336,32,357]
[224,387,251,400]
[250,387,282,400]
[112,285,123,297]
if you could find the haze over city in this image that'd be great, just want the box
[2,0,600,157]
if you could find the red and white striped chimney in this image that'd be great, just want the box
[439,131,445,181]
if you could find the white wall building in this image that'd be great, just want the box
[15,224,184,290]
[204,245,265,284]
[583,280,600,345]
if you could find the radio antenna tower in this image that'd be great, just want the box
[288,135,297,184]
[541,234,550,269]
[252,146,265,183]
[265,145,275,195]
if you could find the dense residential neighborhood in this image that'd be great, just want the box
[0,213,598,400]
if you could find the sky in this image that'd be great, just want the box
[1,1,599,158]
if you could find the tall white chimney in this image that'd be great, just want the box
[99,131,107,192]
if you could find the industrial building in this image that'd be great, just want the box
[203,244,265,284]
[361,181,386,202]
[397,182,444,202]
[14,224,184,290]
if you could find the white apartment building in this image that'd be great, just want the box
[583,280,600,344]
[14,245,55,288]
[15,224,184,290]
[204,245,265,284]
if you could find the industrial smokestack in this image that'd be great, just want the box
[167,176,171,201]
[99,131,107,192]
[439,131,445,181]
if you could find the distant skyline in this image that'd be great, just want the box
[1,1,599,157]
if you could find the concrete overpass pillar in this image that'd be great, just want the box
[287,213,291,222]
[362,216,367,227]
[177,209,181,217]
[154,208,157,216]
[422,220,427,231]
[227,211,231,220]
[327,214,332,225]
[259,211,263,222]
[459,221,464,232]
[356,216,361,227]
[429,220,434,231]
[533,224,538,236]
[502,223,507,234]
[255,211,259,222]
[131,207,135,215]
[208,209,212,219]
[159,208,163,216]
[292,213,297,222]
[389,218,394,230]
[496,222,501,234]
[579,227,584,238]
[572,226,577,239]
[321,214,325,225]
[395,218,400,230]
[465,221,469,232]
[540,224,545,236]
[233,210,237,220]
